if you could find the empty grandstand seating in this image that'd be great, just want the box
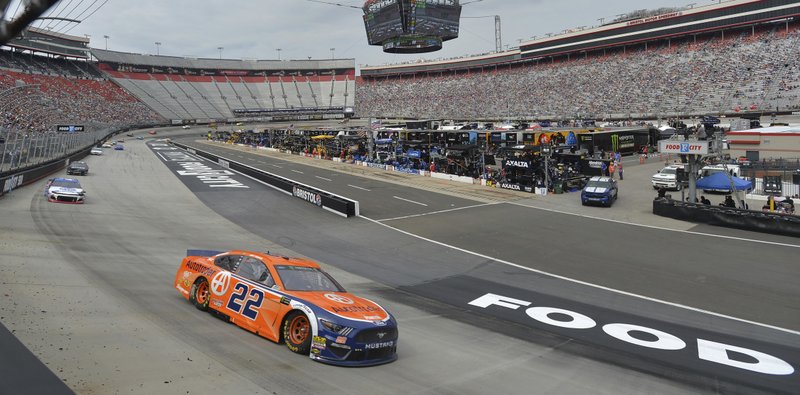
[89,50,357,121]
[100,70,355,121]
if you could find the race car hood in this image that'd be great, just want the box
[299,292,390,322]
[49,186,83,195]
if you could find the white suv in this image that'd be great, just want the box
[652,165,684,190]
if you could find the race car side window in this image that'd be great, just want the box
[236,257,273,286]
[214,255,240,271]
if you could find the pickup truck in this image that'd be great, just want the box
[652,165,685,190]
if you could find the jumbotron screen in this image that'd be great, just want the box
[412,2,460,40]
[363,0,462,54]
[363,2,405,45]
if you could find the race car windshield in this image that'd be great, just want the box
[51,179,82,188]
[275,265,345,292]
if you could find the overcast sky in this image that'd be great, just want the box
[9,0,699,69]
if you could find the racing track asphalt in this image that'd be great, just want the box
[171,135,800,331]
[161,133,799,392]
[0,126,795,394]
[0,128,708,395]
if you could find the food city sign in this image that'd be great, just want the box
[659,140,709,155]
[469,293,795,376]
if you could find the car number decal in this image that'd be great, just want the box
[226,283,265,320]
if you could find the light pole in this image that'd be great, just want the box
[155,41,161,55]
[103,35,109,50]
[217,46,223,59]
[330,47,335,59]
[541,143,552,192]
[276,48,281,60]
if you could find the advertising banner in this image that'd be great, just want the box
[659,140,709,155]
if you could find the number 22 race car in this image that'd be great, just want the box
[174,250,398,366]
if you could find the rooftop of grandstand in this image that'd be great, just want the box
[361,50,519,73]
[5,26,90,59]
[91,49,355,72]
[609,7,688,25]
[0,49,103,78]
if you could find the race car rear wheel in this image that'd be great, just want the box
[190,278,210,312]
[283,311,311,354]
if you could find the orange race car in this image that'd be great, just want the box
[174,250,398,366]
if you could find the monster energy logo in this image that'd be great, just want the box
[611,134,619,152]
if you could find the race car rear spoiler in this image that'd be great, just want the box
[186,249,224,257]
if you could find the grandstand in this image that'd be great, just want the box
[357,0,800,120]
[0,28,163,135]
[91,49,357,123]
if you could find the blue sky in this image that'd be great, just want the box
[6,0,700,67]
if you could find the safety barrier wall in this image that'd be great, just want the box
[0,147,91,197]
[0,124,164,199]
[652,198,800,237]
[173,142,359,217]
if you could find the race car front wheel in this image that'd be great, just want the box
[283,311,311,354]
[190,278,210,312]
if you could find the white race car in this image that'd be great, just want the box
[44,177,85,204]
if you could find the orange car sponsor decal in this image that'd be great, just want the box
[330,305,383,314]
[300,293,389,322]
[211,271,232,296]
[324,293,354,304]
[186,260,216,277]
[179,271,192,290]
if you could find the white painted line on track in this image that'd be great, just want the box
[257,161,266,164]
[507,201,800,249]
[291,169,304,174]
[270,164,283,169]
[315,176,332,182]
[348,184,371,192]
[155,150,201,162]
[393,196,428,207]
[378,202,503,222]
[358,213,800,336]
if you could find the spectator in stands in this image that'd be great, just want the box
[356,27,800,119]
